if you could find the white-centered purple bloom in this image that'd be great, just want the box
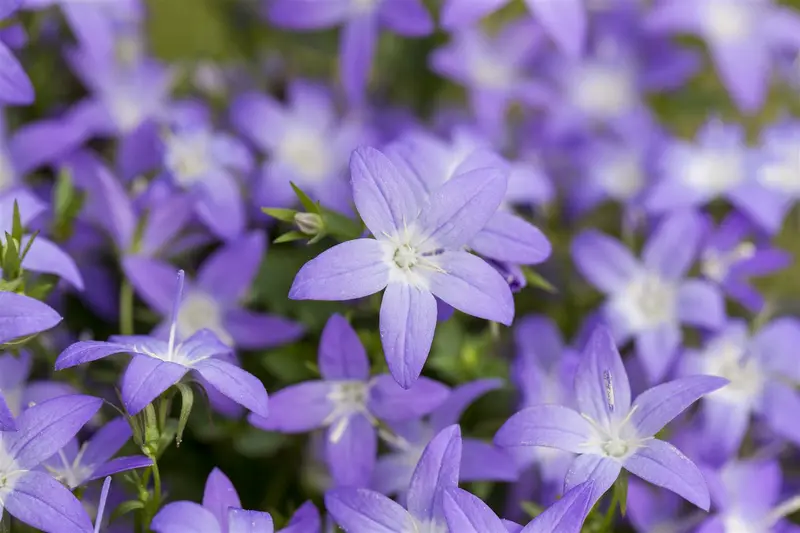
[0,394,101,533]
[443,482,593,533]
[495,327,727,510]
[572,210,725,382]
[646,0,800,112]
[289,146,514,388]
[750,118,800,233]
[161,102,253,241]
[325,424,461,533]
[55,270,270,418]
[231,80,368,214]
[0,0,33,105]
[430,21,550,137]
[681,318,800,460]
[43,417,152,490]
[697,460,800,533]
[267,0,433,105]
[440,0,587,58]
[123,231,303,350]
[250,313,449,488]
[698,212,791,312]
[152,467,321,533]
[373,378,517,497]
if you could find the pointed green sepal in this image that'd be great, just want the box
[174,382,194,447]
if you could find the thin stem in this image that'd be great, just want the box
[120,279,134,336]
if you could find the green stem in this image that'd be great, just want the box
[601,487,620,532]
[120,280,134,336]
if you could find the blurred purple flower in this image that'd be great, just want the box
[250,313,449,489]
[43,417,152,489]
[267,0,433,105]
[750,119,800,233]
[231,80,368,214]
[0,395,101,533]
[325,424,461,533]
[290,146,514,388]
[123,231,303,350]
[0,0,33,105]
[495,327,726,510]
[647,0,800,112]
[572,210,725,382]
[55,270,270,418]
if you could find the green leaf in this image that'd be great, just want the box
[53,168,75,220]
[110,500,146,522]
[274,231,308,244]
[290,182,321,214]
[522,267,558,293]
[262,207,298,223]
[320,206,363,241]
[174,383,194,447]
[11,200,22,243]
[520,501,544,518]
[19,230,38,263]
[3,231,20,281]
[615,470,629,516]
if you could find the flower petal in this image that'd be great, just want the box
[341,15,378,106]
[267,0,350,29]
[203,468,242,532]
[326,413,377,488]
[192,358,269,419]
[0,393,14,431]
[520,482,593,533]
[194,171,246,241]
[152,501,221,533]
[248,381,333,433]
[123,255,182,315]
[469,211,551,265]
[427,250,514,325]
[443,487,506,533]
[494,405,593,454]
[289,239,390,301]
[0,41,33,105]
[380,282,437,389]
[224,309,305,350]
[643,210,702,279]
[319,313,370,381]
[121,355,188,416]
[677,280,725,329]
[635,324,682,384]
[460,439,519,482]
[563,454,621,510]
[379,0,433,35]
[407,425,462,523]
[197,231,264,305]
[228,508,274,533]
[1,471,92,533]
[430,378,503,430]
[631,375,728,438]
[367,375,449,421]
[0,292,61,344]
[325,488,414,533]
[88,456,153,482]
[624,439,710,511]
[441,0,507,29]
[572,231,639,293]
[78,417,133,470]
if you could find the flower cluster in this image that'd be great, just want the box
[0,0,799,532]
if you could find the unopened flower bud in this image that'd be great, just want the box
[295,212,324,236]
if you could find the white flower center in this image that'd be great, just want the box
[351,0,379,14]
[0,437,21,491]
[704,338,764,404]
[701,242,756,282]
[758,141,800,194]
[581,406,644,460]
[46,447,93,489]
[613,273,677,332]
[277,126,332,182]
[571,63,636,119]
[326,381,372,443]
[165,131,213,186]
[409,519,448,533]
[703,0,754,44]
[108,95,144,133]
[176,291,233,346]
[722,513,759,533]
[381,228,443,289]
[597,151,644,200]
[470,55,516,90]
[0,154,15,193]
[683,146,745,195]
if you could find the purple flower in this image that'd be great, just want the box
[0,291,61,345]
[441,0,587,58]
[572,210,725,382]
[267,0,433,105]
[55,270,270,418]
[43,417,152,489]
[443,482,593,533]
[250,313,449,488]
[231,80,368,214]
[0,0,33,104]
[646,0,800,112]
[289,146,514,388]
[325,424,461,533]
[373,379,517,497]
[430,21,550,136]
[123,231,303,350]
[0,394,101,533]
[750,118,800,233]
[152,467,320,533]
[680,318,800,460]
[698,212,791,312]
[698,460,800,533]
[495,326,726,510]
[161,103,253,240]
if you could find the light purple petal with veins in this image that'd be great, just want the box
[203,468,242,532]
[520,482,593,533]
[563,454,621,510]
[325,488,414,533]
[469,211,551,265]
[367,375,449,422]
[248,381,333,433]
[574,327,631,428]
[1,470,93,533]
[55,341,143,370]
[228,508,274,533]
[407,425,462,524]
[152,501,221,533]
[572,231,640,293]
[197,231,264,305]
[319,313,370,381]
[326,413,376,488]
[225,309,305,350]
[0,292,61,344]
[494,405,593,454]
[122,355,188,416]
[192,358,269,418]
[443,488,506,533]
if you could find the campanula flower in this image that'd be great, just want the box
[749,118,800,233]
[0,291,61,346]
[250,313,449,488]
[495,327,727,510]
[289,146,514,388]
[55,270,269,418]
[0,0,33,104]
[0,395,101,533]
[572,210,725,382]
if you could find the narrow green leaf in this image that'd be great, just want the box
[290,182,321,214]
[175,383,194,447]
[3,232,20,281]
[522,267,558,293]
[19,229,38,262]
[274,231,308,244]
[142,403,160,454]
[53,167,75,220]
[11,201,22,243]
[616,470,629,516]
[109,499,146,522]
[262,207,299,223]
[520,501,544,518]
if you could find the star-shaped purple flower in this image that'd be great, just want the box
[289,146,514,388]
[572,210,725,382]
[250,313,449,488]
[495,326,727,510]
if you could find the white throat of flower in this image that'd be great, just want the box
[0,437,22,495]
[409,518,448,533]
[683,145,746,195]
[45,446,92,489]
[612,272,677,332]
[570,61,636,120]
[164,130,214,186]
[176,290,233,346]
[108,94,144,133]
[381,224,445,289]
[596,150,644,200]
[277,124,332,183]
[701,242,756,282]
[703,0,755,44]
[703,336,764,405]
[757,140,800,195]
[0,153,15,193]
[579,373,650,460]
[325,381,375,444]
[469,51,517,90]
[350,0,380,15]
